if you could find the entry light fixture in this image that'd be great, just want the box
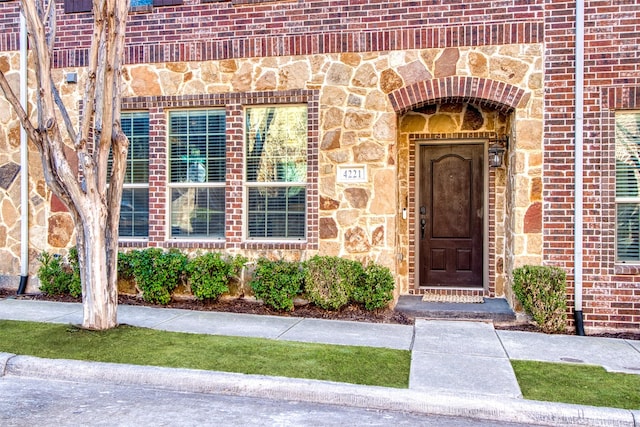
[65,72,78,84]
[488,136,509,168]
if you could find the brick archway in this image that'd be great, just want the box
[388,76,528,114]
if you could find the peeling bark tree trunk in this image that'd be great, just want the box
[0,0,131,330]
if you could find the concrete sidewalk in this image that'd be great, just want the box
[1,297,639,426]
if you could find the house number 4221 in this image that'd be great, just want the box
[337,165,367,183]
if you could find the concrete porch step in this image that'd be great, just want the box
[395,295,516,323]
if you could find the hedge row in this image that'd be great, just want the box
[38,249,395,311]
[250,255,395,311]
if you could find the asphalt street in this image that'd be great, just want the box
[0,376,538,427]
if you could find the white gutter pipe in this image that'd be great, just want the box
[17,10,28,294]
[573,0,585,335]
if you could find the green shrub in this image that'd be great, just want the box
[353,264,395,310]
[512,265,567,333]
[37,252,70,296]
[117,251,135,281]
[37,249,81,298]
[127,248,187,305]
[304,256,364,310]
[250,258,304,311]
[67,247,82,298]
[186,252,246,301]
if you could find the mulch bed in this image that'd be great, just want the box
[497,322,640,341]
[120,294,416,325]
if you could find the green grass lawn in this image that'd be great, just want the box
[0,319,410,388]
[2,319,638,409]
[512,360,640,410]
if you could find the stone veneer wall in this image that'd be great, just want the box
[2,0,638,331]
[0,44,544,305]
[0,52,50,283]
[394,45,543,301]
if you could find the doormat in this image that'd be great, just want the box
[421,293,484,303]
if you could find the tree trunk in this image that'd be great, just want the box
[76,202,118,330]
[0,0,131,330]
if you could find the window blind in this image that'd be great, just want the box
[118,112,149,238]
[169,109,226,238]
[245,105,307,239]
[616,112,640,261]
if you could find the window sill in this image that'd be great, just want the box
[242,240,308,250]
[130,5,153,14]
[119,239,149,248]
[231,0,291,4]
[614,264,640,275]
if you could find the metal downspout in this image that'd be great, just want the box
[574,0,586,335]
[17,12,28,295]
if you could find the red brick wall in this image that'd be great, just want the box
[544,1,640,331]
[2,0,638,330]
[0,2,20,51]
[0,1,545,66]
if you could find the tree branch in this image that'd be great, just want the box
[43,0,56,51]
[20,0,83,204]
[106,125,128,241]
[0,70,42,147]
[52,83,78,144]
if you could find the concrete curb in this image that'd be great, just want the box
[2,354,637,427]
[0,352,14,376]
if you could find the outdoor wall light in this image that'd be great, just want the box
[65,72,78,84]
[488,136,509,168]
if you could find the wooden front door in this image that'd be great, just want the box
[418,144,484,288]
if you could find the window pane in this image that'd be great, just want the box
[129,114,150,183]
[616,112,640,261]
[616,113,640,197]
[247,187,306,239]
[120,188,149,237]
[116,112,149,238]
[245,105,307,240]
[246,106,307,183]
[64,0,92,13]
[169,109,226,239]
[170,187,225,238]
[110,112,149,185]
[617,203,640,261]
[169,110,226,184]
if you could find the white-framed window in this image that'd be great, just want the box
[118,111,149,238]
[168,109,226,238]
[245,105,307,240]
[616,111,640,262]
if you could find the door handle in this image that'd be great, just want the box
[420,218,426,239]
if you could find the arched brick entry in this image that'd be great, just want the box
[387,76,528,114]
[391,76,528,298]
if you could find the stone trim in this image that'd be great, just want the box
[388,77,527,114]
